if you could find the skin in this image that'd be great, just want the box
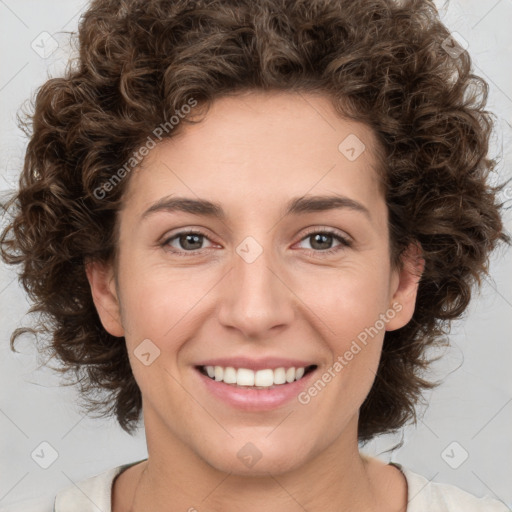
[86,90,424,512]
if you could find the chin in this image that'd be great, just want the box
[200,435,311,476]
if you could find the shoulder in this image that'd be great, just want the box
[54,460,146,511]
[395,464,511,512]
[2,460,145,512]
[53,464,126,512]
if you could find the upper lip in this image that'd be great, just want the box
[194,357,317,371]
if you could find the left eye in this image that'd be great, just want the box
[296,230,351,253]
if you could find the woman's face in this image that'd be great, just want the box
[88,91,422,475]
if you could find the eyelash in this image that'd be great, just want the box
[161,227,352,258]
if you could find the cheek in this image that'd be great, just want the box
[119,268,197,404]
[297,263,391,337]
[120,263,213,338]
[296,266,390,392]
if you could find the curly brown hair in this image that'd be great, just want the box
[1,0,510,443]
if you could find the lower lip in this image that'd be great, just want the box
[195,367,317,411]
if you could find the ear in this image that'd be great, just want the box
[85,258,125,337]
[385,242,425,331]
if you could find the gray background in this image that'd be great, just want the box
[1,0,511,510]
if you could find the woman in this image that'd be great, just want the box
[1,0,510,510]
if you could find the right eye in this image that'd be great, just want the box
[161,230,216,256]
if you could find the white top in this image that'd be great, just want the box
[2,460,510,512]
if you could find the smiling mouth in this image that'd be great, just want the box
[196,364,318,389]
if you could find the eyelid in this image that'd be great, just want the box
[299,226,352,244]
[160,225,217,243]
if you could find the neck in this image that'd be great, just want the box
[126,411,398,512]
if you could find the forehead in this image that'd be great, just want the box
[122,91,386,220]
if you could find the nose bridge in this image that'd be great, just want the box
[217,233,294,337]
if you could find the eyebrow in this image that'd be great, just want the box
[140,194,371,222]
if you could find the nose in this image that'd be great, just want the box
[217,236,296,339]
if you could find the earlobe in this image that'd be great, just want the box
[386,242,425,332]
[85,258,125,337]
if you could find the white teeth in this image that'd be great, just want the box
[202,365,312,387]
[214,366,223,381]
[273,367,286,385]
[237,368,255,386]
[254,369,274,387]
[285,367,295,383]
[223,367,237,384]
